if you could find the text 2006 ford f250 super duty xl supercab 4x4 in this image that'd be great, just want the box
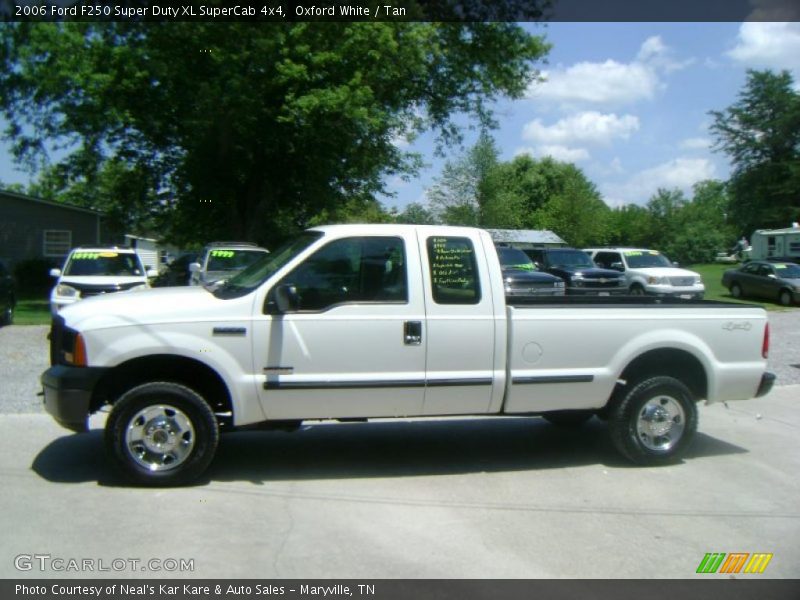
[41,225,775,485]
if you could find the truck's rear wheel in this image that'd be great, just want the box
[105,382,219,486]
[609,376,697,465]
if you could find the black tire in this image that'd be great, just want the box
[542,410,594,427]
[629,284,645,296]
[105,382,219,486]
[778,289,792,307]
[730,283,743,299]
[608,376,697,466]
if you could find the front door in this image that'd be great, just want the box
[252,233,426,420]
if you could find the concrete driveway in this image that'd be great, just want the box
[1,385,798,579]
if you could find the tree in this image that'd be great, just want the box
[485,155,611,245]
[427,132,501,226]
[0,22,549,246]
[710,70,800,234]
[395,202,438,225]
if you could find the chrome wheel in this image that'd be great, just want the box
[125,404,196,472]
[636,395,685,452]
[609,375,698,465]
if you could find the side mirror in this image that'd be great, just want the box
[188,262,201,273]
[49,268,62,278]
[767,273,777,279]
[610,262,624,271]
[672,261,680,267]
[274,283,300,313]
[146,268,159,278]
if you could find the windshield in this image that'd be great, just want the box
[64,252,143,276]
[498,247,536,270]
[774,263,800,278]
[625,251,672,268]
[213,232,323,299]
[206,248,268,272]
[547,250,595,269]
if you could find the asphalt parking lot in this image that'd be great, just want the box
[0,312,798,579]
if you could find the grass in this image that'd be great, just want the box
[689,263,795,311]
[14,295,51,326]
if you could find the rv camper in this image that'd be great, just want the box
[750,224,800,263]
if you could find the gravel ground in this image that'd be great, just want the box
[1,310,797,414]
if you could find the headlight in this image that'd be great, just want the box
[555,281,565,288]
[647,276,669,285]
[694,276,702,285]
[55,284,79,298]
[129,284,148,291]
[573,273,585,280]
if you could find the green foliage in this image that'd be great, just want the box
[0,22,549,246]
[606,180,735,264]
[394,202,437,225]
[710,70,800,234]
[428,132,500,226]
[428,139,613,245]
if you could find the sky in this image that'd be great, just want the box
[379,21,800,212]
[1,21,799,212]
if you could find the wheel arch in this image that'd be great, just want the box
[91,355,234,428]
[612,347,708,407]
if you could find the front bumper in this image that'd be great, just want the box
[566,287,626,296]
[755,372,776,398]
[41,365,109,432]
[645,288,705,300]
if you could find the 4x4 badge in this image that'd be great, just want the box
[722,321,752,331]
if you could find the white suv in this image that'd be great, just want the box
[189,242,269,286]
[50,247,157,314]
[585,248,704,299]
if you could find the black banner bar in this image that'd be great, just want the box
[3,0,800,23]
[5,580,800,600]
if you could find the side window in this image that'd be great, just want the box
[278,236,407,311]
[427,236,481,305]
[758,264,774,277]
[743,263,760,274]
[595,252,619,269]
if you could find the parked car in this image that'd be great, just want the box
[0,260,15,326]
[189,242,269,287]
[43,224,773,485]
[523,247,626,296]
[586,247,704,300]
[722,260,800,306]
[152,252,198,287]
[49,247,157,314]
[496,246,565,298]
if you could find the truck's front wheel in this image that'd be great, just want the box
[105,382,219,486]
[609,376,697,465]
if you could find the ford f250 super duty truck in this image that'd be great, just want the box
[41,225,775,485]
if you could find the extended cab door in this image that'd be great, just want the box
[252,232,426,420]
[417,230,503,415]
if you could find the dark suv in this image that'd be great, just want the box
[496,246,565,298]
[523,248,626,296]
[0,260,16,326]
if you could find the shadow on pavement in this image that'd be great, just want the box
[31,417,748,487]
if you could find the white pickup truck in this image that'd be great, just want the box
[42,224,775,485]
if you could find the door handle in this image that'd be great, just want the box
[404,321,422,345]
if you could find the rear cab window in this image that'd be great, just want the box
[426,236,481,305]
